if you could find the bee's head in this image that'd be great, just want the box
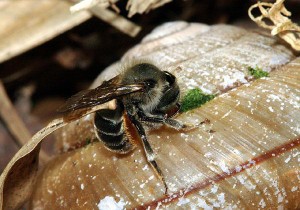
[121,63,180,113]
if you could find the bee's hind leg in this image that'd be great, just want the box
[127,113,169,195]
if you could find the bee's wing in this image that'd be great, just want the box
[57,76,144,114]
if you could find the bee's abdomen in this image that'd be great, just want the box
[94,106,134,153]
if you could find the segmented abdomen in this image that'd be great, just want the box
[94,104,134,154]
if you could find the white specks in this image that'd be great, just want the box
[177,197,190,206]
[220,110,232,119]
[47,189,53,194]
[220,72,247,89]
[149,175,154,180]
[196,197,213,210]
[204,152,212,158]
[268,94,282,101]
[155,201,162,210]
[235,165,242,173]
[89,164,92,168]
[169,152,176,156]
[142,165,149,171]
[83,114,92,121]
[277,193,284,203]
[97,196,126,210]
[269,55,290,66]
[140,183,145,189]
[268,106,274,112]
[259,198,266,208]
[81,183,85,190]
[248,160,256,165]
[233,149,241,155]
[112,156,118,161]
[284,155,291,163]
[199,85,213,94]
[236,175,246,185]
[93,153,97,158]
[291,186,298,192]
[186,78,198,88]
[180,133,189,139]
[211,185,218,194]
[58,196,66,207]
[216,193,225,205]
[63,142,70,152]
[219,161,230,175]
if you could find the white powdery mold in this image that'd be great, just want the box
[268,54,290,66]
[177,197,190,206]
[97,196,126,210]
[219,161,231,175]
[219,72,248,89]
[259,198,266,208]
[291,186,298,192]
[196,197,214,210]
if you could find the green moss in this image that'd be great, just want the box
[248,66,269,79]
[180,88,215,112]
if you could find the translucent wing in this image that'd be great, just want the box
[57,76,144,115]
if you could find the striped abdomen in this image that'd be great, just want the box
[94,103,135,154]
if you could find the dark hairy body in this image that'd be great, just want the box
[59,62,188,193]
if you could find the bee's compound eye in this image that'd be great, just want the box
[164,71,175,85]
[144,79,156,88]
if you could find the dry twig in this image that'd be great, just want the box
[249,0,300,51]
[70,0,173,36]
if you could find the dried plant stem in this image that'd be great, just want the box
[89,6,141,37]
[248,0,300,51]
[0,81,49,164]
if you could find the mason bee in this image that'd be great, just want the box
[58,62,188,194]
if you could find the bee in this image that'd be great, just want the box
[58,62,188,194]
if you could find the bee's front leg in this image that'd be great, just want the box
[137,109,195,131]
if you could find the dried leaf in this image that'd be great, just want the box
[126,0,172,17]
[0,0,91,63]
[248,0,300,51]
[0,103,112,209]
